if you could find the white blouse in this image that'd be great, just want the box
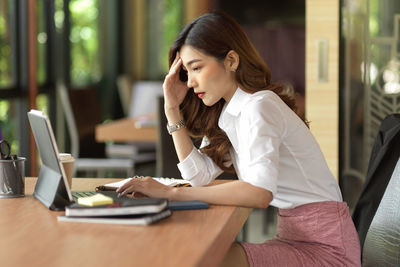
[177,88,342,209]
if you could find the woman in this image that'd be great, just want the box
[117,12,361,266]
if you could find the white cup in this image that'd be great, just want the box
[59,153,75,188]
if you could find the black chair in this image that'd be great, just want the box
[156,96,181,178]
[352,113,400,266]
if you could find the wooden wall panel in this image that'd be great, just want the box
[306,0,339,178]
[184,0,213,24]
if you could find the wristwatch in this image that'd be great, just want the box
[166,120,186,135]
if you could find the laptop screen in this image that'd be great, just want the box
[28,109,72,210]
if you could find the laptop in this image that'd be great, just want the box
[27,109,124,210]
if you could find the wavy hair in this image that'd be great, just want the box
[169,11,307,173]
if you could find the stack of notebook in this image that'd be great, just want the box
[58,196,171,225]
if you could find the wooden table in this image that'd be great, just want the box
[95,118,157,142]
[0,178,251,267]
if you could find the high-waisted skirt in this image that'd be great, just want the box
[240,201,361,266]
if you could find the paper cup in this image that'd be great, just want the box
[59,153,74,188]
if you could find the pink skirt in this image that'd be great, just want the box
[240,201,361,266]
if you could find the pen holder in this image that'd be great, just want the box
[0,157,26,198]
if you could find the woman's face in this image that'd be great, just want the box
[180,45,237,106]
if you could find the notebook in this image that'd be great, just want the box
[57,209,172,225]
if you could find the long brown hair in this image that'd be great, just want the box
[169,12,306,172]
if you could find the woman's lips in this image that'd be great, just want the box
[196,92,205,98]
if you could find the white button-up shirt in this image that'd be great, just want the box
[178,88,342,208]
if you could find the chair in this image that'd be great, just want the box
[156,96,181,178]
[116,75,133,117]
[352,113,400,265]
[105,80,162,169]
[362,157,400,266]
[57,83,134,177]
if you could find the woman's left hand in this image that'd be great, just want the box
[116,177,173,199]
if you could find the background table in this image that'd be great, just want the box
[95,118,157,142]
[0,178,251,267]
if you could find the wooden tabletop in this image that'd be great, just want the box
[0,178,251,267]
[95,118,157,142]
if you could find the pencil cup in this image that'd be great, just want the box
[59,153,74,189]
[0,157,26,198]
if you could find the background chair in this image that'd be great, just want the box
[352,113,400,265]
[105,80,163,174]
[116,75,133,117]
[57,83,134,177]
[156,95,181,178]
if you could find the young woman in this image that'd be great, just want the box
[117,12,361,266]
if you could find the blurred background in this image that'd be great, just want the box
[1,0,400,241]
[0,0,306,177]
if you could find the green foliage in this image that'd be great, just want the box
[69,0,100,86]
[37,94,49,115]
[0,100,18,154]
[161,0,183,72]
[369,0,379,38]
[36,0,47,84]
[0,1,12,87]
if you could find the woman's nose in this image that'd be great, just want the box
[187,74,196,88]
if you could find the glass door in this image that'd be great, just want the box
[340,0,400,209]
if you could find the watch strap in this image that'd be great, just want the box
[166,120,186,135]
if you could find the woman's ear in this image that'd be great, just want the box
[225,50,239,72]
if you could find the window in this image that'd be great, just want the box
[69,0,100,86]
[0,0,13,88]
[0,100,18,154]
[36,0,47,84]
[146,0,183,79]
[0,0,119,175]
[161,0,183,73]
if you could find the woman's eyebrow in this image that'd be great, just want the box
[186,59,201,66]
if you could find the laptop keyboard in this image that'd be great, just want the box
[71,191,129,202]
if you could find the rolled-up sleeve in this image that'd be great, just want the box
[239,97,286,196]
[177,145,223,186]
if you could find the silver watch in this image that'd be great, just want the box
[166,120,186,135]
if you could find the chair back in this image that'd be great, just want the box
[352,113,400,265]
[362,157,400,266]
[129,81,163,118]
[116,75,133,116]
[156,96,181,178]
[57,83,105,159]
[57,83,79,159]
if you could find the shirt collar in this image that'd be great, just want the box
[224,87,251,117]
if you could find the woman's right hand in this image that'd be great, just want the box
[163,52,189,114]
